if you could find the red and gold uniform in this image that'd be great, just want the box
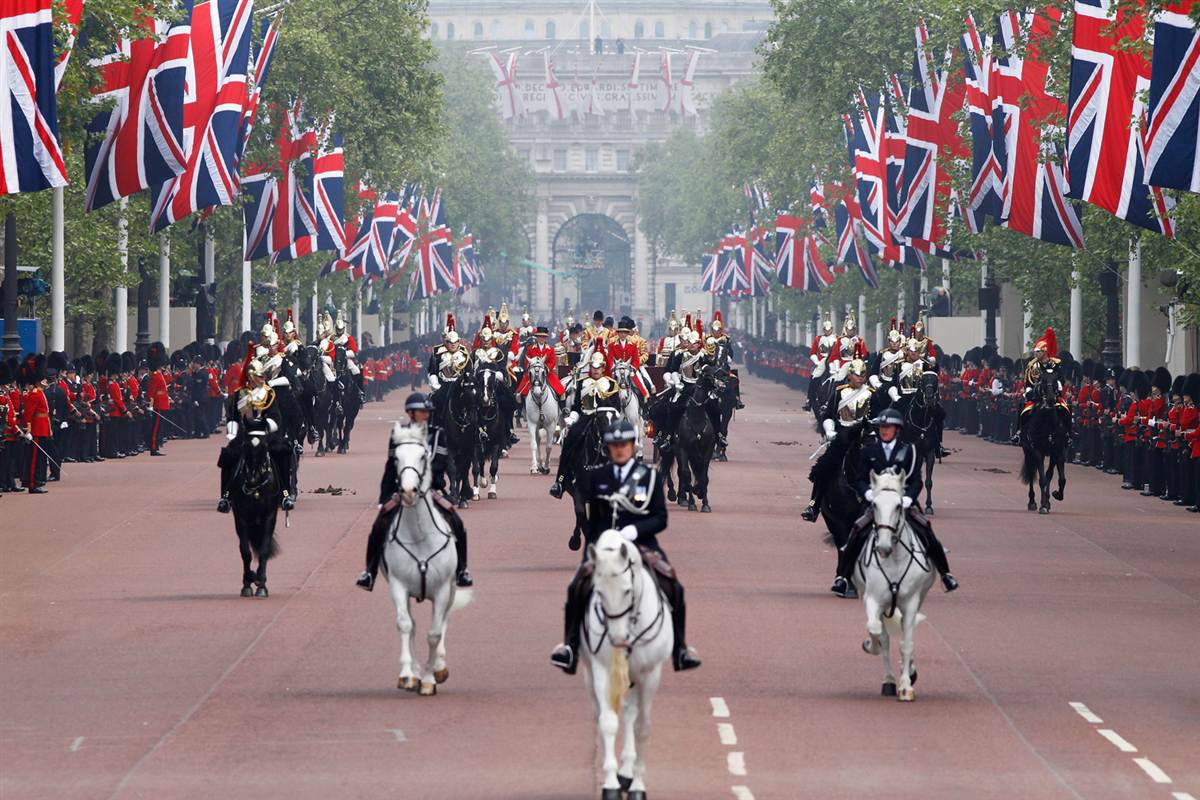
[516,337,566,397]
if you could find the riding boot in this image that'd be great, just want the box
[907,510,958,591]
[445,508,472,587]
[551,564,593,674]
[357,506,399,591]
[659,574,700,671]
[835,510,872,583]
[705,401,725,446]
[217,447,235,512]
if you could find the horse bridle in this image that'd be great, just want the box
[386,439,452,603]
[861,486,931,616]
[585,557,667,655]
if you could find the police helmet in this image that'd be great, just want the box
[404,392,432,412]
[603,420,638,444]
[871,409,905,428]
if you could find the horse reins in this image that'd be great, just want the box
[859,487,931,618]
[386,440,452,603]
[584,559,667,657]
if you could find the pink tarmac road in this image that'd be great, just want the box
[1,374,1197,800]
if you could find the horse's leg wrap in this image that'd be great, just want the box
[907,510,950,575]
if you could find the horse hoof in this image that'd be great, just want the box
[898,687,915,702]
[457,500,469,510]
[488,490,497,499]
[718,454,728,462]
[628,791,646,800]
[677,497,687,507]
[910,669,918,686]
[667,488,677,502]
[315,450,325,458]
[1027,502,1037,512]
[687,502,696,511]
[568,532,581,551]
[398,676,418,691]
[418,682,436,696]
[1039,507,1050,515]
[601,789,622,800]
[881,682,897,697]
[530,467,539,474]
[862,638,879,656]
[618,775,633,792]
[701,503,711,513]
[240,586,253,597]
[472,490,480,501]
[1052,489,1064,501]
[434,668,449,684]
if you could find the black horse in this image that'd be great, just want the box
[710,342,738,462]
[1019,369,1069,514]
[335,351,364,454]
[230,428,282,597]
[564,407,620,550]
[900,373,940,515]
[438,376,478,508]
[675,367,718,512]
[472,366,507,499]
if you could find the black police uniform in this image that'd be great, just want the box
[554,456,700,673]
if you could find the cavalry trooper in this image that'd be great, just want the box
[801,358,878,523]
[357,392,473,592]
[706,310,743,409]
[838,313,869,364]
[1013,327,1071,445]
[910,319,939,368]
[656,310,684,366]
[550,350,621,499]
[550,419,702,675]
[216,347,292,514]
[832,409,959,598]
[868,319,906,398]
[474,323,520,447]
[656,327,725,451]
[808,314,841,383]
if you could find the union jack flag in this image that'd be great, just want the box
[387,192,417,274]
[700,247,718,293]
[1145,0,1200,192]
[52,0,85,91]
[833,190,877,288]
[748,227,774,296]
[340,191,399,278]
[455,228,481,289]
[235,12,280,167]
[961,14,1007,231]
[1066,0,1175,235]
[1,0,67,195]
[273,130,345,263]
[715,233,745,296]
[773,214,801,286]
[414,189,458,295]
[993,8,1084,247]
[84,5,191,211]
[849,90,894,257]
[809,178,828,231]
[240,168,274,260]
[149,0,254,232]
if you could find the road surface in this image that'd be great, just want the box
[2,373,1197,800]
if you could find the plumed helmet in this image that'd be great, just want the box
[335,314,346,333]
[846,358,866,377]
[842,313,857,336]
[871,408,905,428]
[480,327,493,341]
[445,330,460,344]
[499,302,510,324]
[1184,373,1200,402]
[283,308,295,335]
[1153,366,1172,393]
[603,419,637,444]
[821,313,834,334]
[444,313,455,335]
[146,341,167,370]
[521,308,530,324]
[712,311,724,331]
[914,319,925,336]
[905,337,921,353]
[668,310,680,332]
[1032,327,1058,358]
[887,318,903,344]
[588,351,606,370]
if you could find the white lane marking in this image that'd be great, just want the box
[69,737,84,752]
[1069,701,1103,724]
[726,751,747,776]
[731,787,755,800]
[387,729,407,742]
[1133,758,1172,784]
[710,697,730,718]
[1172,793,1196,800]
[1096,729,1137,753]
[717,722,738,745]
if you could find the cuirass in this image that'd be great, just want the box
[818,335,837,357]
[900,361,923,392]
[838,388,872,423]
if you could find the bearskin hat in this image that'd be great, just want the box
[1184,373,1200,402]
[119,351,134,374]
[988,355,1001,370]
[223,342,240,368]
[1134,371,1151,400]
[78,354,94,376]
[170,350,187,370]
[146,342,167,370]
[1170,375,1185,398]
[47,351,69,373]
[1082,358,1094,380]
[1153,366,1172,393]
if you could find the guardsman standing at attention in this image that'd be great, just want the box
[21,356,52,494]
[146,343,171,456]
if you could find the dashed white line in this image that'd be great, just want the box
[69,736,84,752]
[710,697,730,718]
[387,729,407,742]
[717,723,738,745]
[731,787,755,800]
[1069,701,1103,723]
[1133,757,1172,784]
[1096,729,1137,753]
[1172,793,1196,800]
[727,751,747,776]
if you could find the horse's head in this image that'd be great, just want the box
[334,345,347,372]
[588,530,643,649]
[390,422,430,506]
[613,360,633,386]
[869,469,906,558]
[528,356,547,385]
[1039,369,1057,407]
[921,372,939,402]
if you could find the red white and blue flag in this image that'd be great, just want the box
[84,6,191,211]
[700,247,718,293]
[1,0,68,196]
[235,12,280,169]
[455,228,481,289]
[961,14,1007,232]
[273,129,345,263]
[149,0,254,232]
[1066,0,1175,235]
[241,168,275,260]
[339,191,399,278]
[1144,0,1200,193]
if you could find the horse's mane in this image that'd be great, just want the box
[592,530,645,569]
[390,421,425,448]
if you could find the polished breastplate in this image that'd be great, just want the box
[838,386,872,425]
[818,335,837,358]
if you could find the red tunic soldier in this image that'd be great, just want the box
[516,326,566,397]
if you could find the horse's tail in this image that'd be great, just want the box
[883,609,927,636]
[1019,447,1037,485]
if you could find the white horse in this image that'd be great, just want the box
[852,469,935,701]
[581,530,673,800]
[382,423,472,696]
[611,359,644,457]
[524,356,559,475]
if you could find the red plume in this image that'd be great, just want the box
[1036,327,1058,358]
[286,308,294,324]
[446,313,455,332]
[239,342,255,388]
[695,318,703,335]
[684,313,692,330]
[890,317,897,331]
[714,310,723,325]
[483,315,492,330]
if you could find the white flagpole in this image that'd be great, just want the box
[51,187,65,351]
[204,225,215,343]
[114,199,129,351]
[158,233,171,347]
[241,220,252,332]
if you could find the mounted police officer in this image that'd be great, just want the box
[357,392,473,591]
[550,420,701,675]
[832,409,960,597]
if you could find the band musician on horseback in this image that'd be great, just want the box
[801,358,879,522]
[1013,328,1072,445]
[831,409,959,598]
[550,351,621,498]
[550,419,702,675]
[357,392,473,591]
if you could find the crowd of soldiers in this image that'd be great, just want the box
[0,319,423,497]
[738,321,1200,513]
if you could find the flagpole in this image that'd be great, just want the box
[115,199,129,352]
[241,220,252,332]
[50,187,65,352]
[354,280,362,341]
[203,225,216,343]
[310,279,318,338]
[1126,238,1141,366]
[158,232,171,347]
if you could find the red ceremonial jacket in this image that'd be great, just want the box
[148,371,171,411]
[23,386,51,438]
[107,381,127,418]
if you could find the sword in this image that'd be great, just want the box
[149,408,190,435]
[24,435,63,474]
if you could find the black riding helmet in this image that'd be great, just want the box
[405,392,432,412]
[870,409,905,428]
[603,419,638,443]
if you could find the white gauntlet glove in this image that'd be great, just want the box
[822,418,837,440]
[619,525,638,542]
[902,496,913,509]
[226,420,239,441]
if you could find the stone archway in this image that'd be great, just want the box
[551,213,632,318]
